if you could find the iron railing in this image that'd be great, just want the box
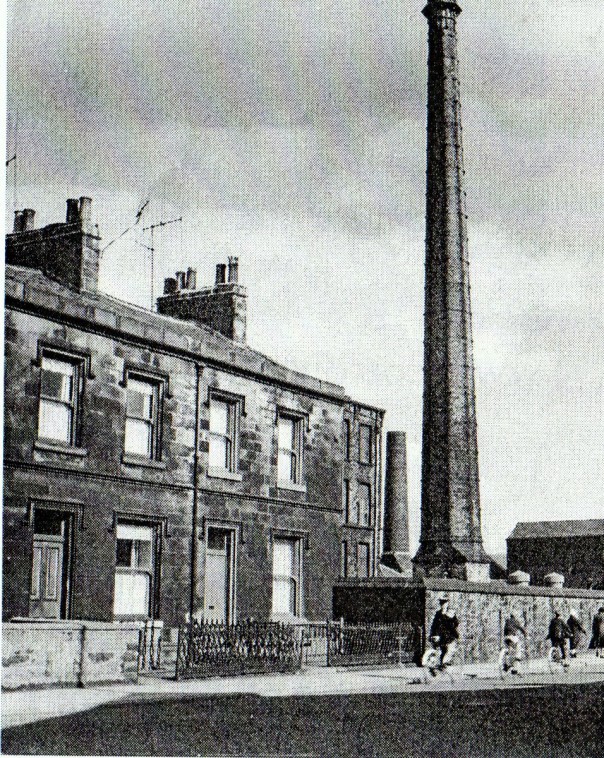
[327,620,422,667]
[175,619,302,679]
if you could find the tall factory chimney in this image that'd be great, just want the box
[413,0,491,581]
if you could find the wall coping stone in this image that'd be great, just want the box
[6,619,141,631]
[334,577,604,599]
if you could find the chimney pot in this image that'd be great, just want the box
[164,277,178,294]
[508,570,530,587]
[215,263,227,285]
[186,267,197,290]
[227,256,239,283]
[175,271,187,290]
[79,196,92,222]
[22,208,36,231]
[13,210,25,233]
[66,198,79,223]
[543,572,565,589]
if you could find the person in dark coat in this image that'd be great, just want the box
[503,612,526,672]
[547,610,571,663]
[566,609,586,658]
[429,596,460,667]
[589,607,604,657]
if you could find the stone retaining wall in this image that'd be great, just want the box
[2,620,140,690]
[334,578,604,663]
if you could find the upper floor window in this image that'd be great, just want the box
[341,540,348,578]
[343,479,350,519]
[277,414,303,485]
[209,396,238,472]
[344,420,351,461]
[125,375,161,459]
[359,424,372,464]
[357,482,371,527]
[38,354,82,445]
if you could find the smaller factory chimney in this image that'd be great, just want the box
[381,431,413,577]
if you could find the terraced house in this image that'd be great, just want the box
[3,198,384,636]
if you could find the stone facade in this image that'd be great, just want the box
[507,520,604,590]
[3,199,383,635]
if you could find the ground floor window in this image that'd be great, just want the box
[113,522,158,618]
[272,537,301,616]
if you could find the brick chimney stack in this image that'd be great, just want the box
[157,262,247,342]
[413,0,491,581]
[6,197,100,292]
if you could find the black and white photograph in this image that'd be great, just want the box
[2,1,604,756]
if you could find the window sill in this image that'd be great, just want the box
[343,522,373,530]
[207,466,243,482]
[34,440,88,457]
[277,480,307,493]
[121,453,166,470]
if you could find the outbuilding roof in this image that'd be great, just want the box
[508,520,604,540]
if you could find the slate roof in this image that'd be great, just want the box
[5,263,384,409]
[508,520,604,540]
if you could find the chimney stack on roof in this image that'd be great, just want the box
[158,260,247,342]
[7,196,100,293]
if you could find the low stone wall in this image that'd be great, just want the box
[334,578,604,663]
[424,579,604,663]
[2,620,140,690]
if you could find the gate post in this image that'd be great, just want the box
[175,626,181,681]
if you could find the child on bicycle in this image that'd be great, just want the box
[566,609,586,658]
[429,595,459,669]
[502,612,526,674]
[547,610,571,667]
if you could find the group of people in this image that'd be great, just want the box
[426,596,604,671]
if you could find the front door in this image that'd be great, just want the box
[204,528,233,623]
[29,511,68,619]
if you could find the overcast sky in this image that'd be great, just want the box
[6,0,604,556]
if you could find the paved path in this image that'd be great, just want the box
[3,653,604,730]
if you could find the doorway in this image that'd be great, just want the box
[29,509,71,619]
[204,527,235,624]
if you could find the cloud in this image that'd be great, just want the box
[6,0,604,552]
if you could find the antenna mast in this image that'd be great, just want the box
[142,216,183,310]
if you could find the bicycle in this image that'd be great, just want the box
[498,636,525,679]
[547,640,570,673]
[421,635,458,683]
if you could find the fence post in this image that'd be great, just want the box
[326,618,330,668]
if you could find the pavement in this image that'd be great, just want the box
[2,652,604,731]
